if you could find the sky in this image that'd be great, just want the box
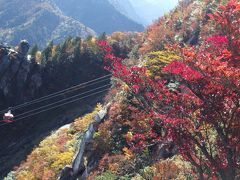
[129,0,179,25]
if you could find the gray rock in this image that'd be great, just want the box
[58,166,75,180]
[59,106,109,179]
[16,40,30,57]
[0,42,42,106]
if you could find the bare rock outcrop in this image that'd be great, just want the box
[59,106,110,180]
[0,41,42,108]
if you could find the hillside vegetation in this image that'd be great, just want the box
[0,36,109,178]
[4,0,240,179]
[5,105,102,179]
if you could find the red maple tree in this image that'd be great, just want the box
[98,1,240,179]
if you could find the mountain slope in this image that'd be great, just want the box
[52,0,144,34]
[108,0,143,25]
[0,36,109,178]
[0,0,95,48]
[129,0,179,25]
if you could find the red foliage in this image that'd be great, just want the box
[98,1,240,179]
[162,61,203,81]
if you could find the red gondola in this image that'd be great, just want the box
[3,110,14,123]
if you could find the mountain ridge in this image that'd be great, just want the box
[108,0,143,25]
[52,0,144,34]
[0,0,95,48]
[0,0,144,48]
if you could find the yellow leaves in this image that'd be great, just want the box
[145,50,181,77]
[122,84,130,92]
[122,147,134,160]
[72,103,102,132]
[126,132,133,141]
[15,171,35,180]
[73,113,94,132]
[51,151,74,170]
[14,130,74,179]
[145,70,152,77]
[14,104,103,179]
[35,51,42,64]
[91,37,97,44]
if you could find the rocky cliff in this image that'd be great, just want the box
[0,41,42,109]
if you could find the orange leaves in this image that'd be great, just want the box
[182,48,195,59]
[139,0,208,54]
[234,3,240,13]
[153,156,193,180]
[96,154,133,176]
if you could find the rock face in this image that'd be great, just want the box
[59,106,109,180]
[0,41,42,108]
[0,0,95,48]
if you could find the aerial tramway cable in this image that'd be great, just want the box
[0,74,111,114]
[0,87,110,127]
[15,83,111,118]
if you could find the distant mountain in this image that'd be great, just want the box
[129,0,178,25]
[52,0,144,34]
[0,0,95,48]
[0,0,144,48]
[108,0,143,25]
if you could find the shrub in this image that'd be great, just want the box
[94,171,118,180]
[144,50,181,78]
[153,156,193,180]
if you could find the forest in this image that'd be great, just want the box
[2,0,240,179]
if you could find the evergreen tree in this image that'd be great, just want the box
[74,44,81,61]
[72,37,81,46]
[52,45,61,63]
[29,45,39,58]
[41,41,53,65]
[86,35,93,42]
[57,40,68,63]
[98,32,107,41]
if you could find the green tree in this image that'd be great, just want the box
[41,41,53,65]
[74,44,81,61]
[52,45,61,63]
[29,45,39,58]
[98,32,107,41]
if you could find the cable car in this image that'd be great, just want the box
[3,110,14,123]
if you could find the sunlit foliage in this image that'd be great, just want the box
[10,105,102,179]
[98,1,240,179]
